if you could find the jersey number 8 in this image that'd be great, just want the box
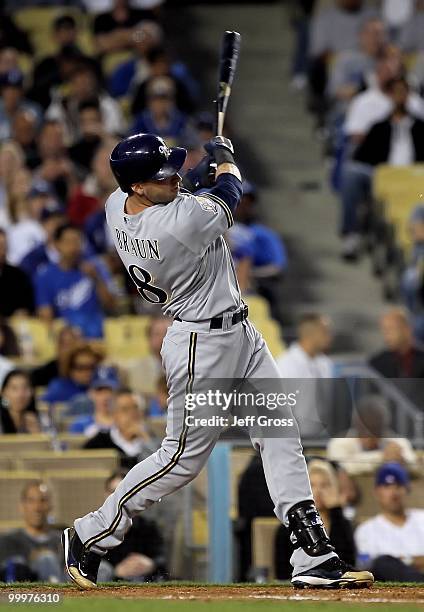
[128,265,168,304]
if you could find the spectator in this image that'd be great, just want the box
[35,120,78,204]
[98,470,167,582]
[31,325,81,389]
[310,0,378,58]
[400,205,424,341]
[0,228,34,316]
[108,20,164,98]
[46,62,125,144]
[11,108,39,170]
[355,463,424,582]
[328,18,388,107]
[276,313,333,377]
[0,70,41,143]
[0,481,64,583]
[93,0,157,55]
[275,459,356,579]
[68,99,106,173]
[343,56,424,145]
[29,16,100,110]
[126,315,171,395]
[0,370,39,434]
[7,180,57,266]
[0,47,20,76]
[341,76,424,260]
[327,394,417,475]
[19,205,67,278]
[42,342,104,404]
[35,224,116,338]
[234,181,288,325]
[277,313,334,438]
[130,76,190,144]
[369,308,424,378]
[84,389,157,468]
[68,140,118,227]
[308,0,378,118]
[131,46,197,116]
[68,369,118,436]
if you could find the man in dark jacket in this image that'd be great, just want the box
[369,308,424,379]
[369,308,424,408]
[340,77,424,260]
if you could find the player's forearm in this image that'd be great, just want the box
[216,162,241,182]
[209,170,242,213]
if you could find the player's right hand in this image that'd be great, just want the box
[182,155,216,192]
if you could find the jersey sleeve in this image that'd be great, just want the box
[171,191,234,254]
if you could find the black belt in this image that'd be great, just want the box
[175,305,249,330]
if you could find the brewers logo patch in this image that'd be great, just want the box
[197,196,218,214]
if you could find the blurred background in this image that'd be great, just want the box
[0,0,423,587]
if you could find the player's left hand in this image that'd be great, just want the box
[204,136,235,166]
[182,155,216,192]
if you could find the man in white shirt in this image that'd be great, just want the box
[341,76,424,260]
[344,58,424,143]
[327,394,417,475]
[355,463,424,582]
[277,314,334,438]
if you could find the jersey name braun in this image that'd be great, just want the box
[114,230,161,261]
[105,187,242,321]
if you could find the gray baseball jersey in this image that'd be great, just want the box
[74,182,336,579]
[105,187,242,320]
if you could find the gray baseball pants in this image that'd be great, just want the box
[75,318,335,575]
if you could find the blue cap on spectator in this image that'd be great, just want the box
[409,204,424,224]
[29,179,53,199]
[242,180,257,198]
[90,366,119,390]
[375,462,409,487]
[0,69,24,88]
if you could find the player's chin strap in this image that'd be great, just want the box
[287,500,335,557]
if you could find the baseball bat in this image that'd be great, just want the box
[216,30,241,137]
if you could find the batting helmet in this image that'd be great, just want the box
[110,133,187,193]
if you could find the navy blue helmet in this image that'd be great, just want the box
[110,133,187,193]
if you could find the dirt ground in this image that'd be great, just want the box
[2,585,424,604]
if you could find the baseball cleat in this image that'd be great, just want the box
[62,527,101,589]
[291,556,374,589]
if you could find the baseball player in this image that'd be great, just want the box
[63,133,373,590]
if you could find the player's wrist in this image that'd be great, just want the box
[216,162,241,181]
[214,148,235,165]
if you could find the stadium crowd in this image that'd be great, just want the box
[289,0,424,339]
[0,0,423,585]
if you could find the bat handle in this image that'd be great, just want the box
[216,111,225,137]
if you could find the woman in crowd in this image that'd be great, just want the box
[0,369,40,434]
[42,342,104,404]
